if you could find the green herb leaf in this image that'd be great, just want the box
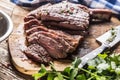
[70,68,78,80]
[32,64,47,80]
[47,73,54,80]
[54,77,59,80]
[76,74,86,80]
[50,62,56,72]
[32,73,43,80]
[96,76,107,80]
[71,57,81,68]
[57,72,64,80]
[98,53,108,59]
[88,65,95,70]
[63,67,71,76]
[107,27,117,42]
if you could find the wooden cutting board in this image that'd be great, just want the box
[7,0,120,76]
[0,0,32,79]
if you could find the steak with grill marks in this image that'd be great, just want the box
[40,1,90,30]
[24,1,112,31]
[24,44,52,64]
[23,1,112,64]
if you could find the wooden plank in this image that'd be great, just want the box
[0,0,15,16]
[11,5,29,28]
[0,0,32,80]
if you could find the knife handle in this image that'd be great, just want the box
[78,43,109,68]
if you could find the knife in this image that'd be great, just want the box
[78,25,120,68]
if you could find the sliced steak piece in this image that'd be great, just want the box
[37,31,73,53]
[25,26,48,36]
[24,15,36,22]
[24,44,52,64]
[48,30,83,50]
[48,32,83,52]
[40,1,90,30]
[24,19,41,30]
[27,32,67,59]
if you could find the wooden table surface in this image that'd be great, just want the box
[0,0,32,80]
[1,0,120,80]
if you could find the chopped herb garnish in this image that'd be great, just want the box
[33,52,120,80]
[107,28,117,42]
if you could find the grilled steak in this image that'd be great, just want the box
[24,1,112,31]
[40,1,90,30]
[24,44,52,64]
[23,1,113,64]
[23,1,95,64]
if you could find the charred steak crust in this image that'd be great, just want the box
[24,44,52,64]
[40,1,90,30]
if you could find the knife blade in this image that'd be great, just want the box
[78,25,120,68]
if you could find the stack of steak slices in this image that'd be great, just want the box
[24,1,89,64]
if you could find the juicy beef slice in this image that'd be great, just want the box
[27,32,68,59]
[35,31,73,53]
[24,16,36,22]
[42,22,88,36]
[40,1,90,30]
[48,30,83,50]
[24,19,41,30]
[24,44,52,64]
[25,26,48,36]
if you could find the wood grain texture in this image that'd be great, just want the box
[0,0,32,80]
